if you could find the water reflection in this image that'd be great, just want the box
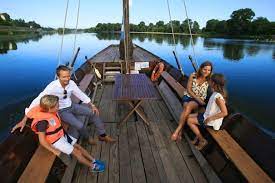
[96,33,275,61]
[203,38,274,61]
[222,43,244,61]
[0,34,43,54]
[0,41,17,54]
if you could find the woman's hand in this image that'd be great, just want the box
[204,117,212,124]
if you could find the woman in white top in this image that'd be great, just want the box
[171,61,213,141]
[187,73,228,150]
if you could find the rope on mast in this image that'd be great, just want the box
[182,0,199,69]
[57,0,70,68]
[166,0,184,76]
[71,0,81,62]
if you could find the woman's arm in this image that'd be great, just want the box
[186,74,205,105]
[204,98,228,124]
[38,132,61,156]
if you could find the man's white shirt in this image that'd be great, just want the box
[25,80,91,114]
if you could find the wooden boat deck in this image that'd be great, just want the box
[72,83,207,183]
[88,44,158,63]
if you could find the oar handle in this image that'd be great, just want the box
[188,55,198,72]
[172,51,184,76]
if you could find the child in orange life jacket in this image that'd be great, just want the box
[27,95,105,173]
[187,74,228,150]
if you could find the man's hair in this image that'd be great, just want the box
[40,95,59,112]
[56,65,71,76]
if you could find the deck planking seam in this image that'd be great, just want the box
[108,123,119,183]
[119,123,133,183]
[147,102,195,183]
[142,122,169,183]
[127,122,147,183]
[163,119,208,183]
[135,122,163,183]
[98,126,112,183]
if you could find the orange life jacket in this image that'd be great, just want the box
[27,106,64,144]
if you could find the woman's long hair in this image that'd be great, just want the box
[211,73,227,100]
[196,61,213,80]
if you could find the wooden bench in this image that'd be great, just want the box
[158,71,273,183]
[18,73,97,183]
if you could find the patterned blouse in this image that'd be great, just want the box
[186,76,209,100]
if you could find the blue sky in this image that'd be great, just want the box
[0,0,274,29]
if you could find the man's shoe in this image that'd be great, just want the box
[98,135,116,143]
[88,137,97,145]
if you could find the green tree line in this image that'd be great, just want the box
[0,13,42,28]
[86,19,200,34]
[203,8,275,36]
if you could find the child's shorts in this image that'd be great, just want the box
[197,113,206,128]
[52,134,78,155]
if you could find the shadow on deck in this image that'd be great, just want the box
[72,84,207,183]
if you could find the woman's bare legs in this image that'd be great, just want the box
[171,101,199,141]
[187,116,208,150]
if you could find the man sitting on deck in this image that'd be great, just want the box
[13,65,116,143]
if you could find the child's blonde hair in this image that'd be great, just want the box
[40,95,59,112]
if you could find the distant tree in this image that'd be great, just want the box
[155,21,165,32]
[192,21,200,33]
[181,19,192,33]
[138,21,146,32]
[170,20,181,33]
[251,17,270,35]
[227,8,255,35]
[147,23,154,32]
[27,21,41,28]
[215,20,228,34]
[205,19,219,32]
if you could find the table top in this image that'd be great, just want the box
[113,74,161,101]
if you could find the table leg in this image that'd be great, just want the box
[117,100,142,128]
[128,101,150,126]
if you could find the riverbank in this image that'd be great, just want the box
[88,30,274,42]
[0,25,56,36]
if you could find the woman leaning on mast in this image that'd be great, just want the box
[171,61,213,141]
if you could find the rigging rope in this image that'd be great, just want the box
[166,0,177,53]
[71,0,81,64]
[165,0,184,76]
[57,0,70,68]
[181,0,199,68]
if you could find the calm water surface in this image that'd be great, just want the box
[0,33,274,140]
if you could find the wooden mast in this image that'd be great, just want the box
[120,0,133,73]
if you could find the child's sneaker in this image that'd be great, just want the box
[91,160,105,173]
[94,159,105,165]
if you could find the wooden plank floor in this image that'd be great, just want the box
[71,83,207,183]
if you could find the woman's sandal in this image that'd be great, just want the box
[191,137,199,145]
[195,139,208,151]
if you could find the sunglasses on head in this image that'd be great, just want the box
[63,89,67,99]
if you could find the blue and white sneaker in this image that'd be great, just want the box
[95,159,105,165]
[91,160,105,173]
